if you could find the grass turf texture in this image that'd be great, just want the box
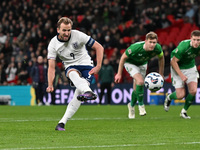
[0,105,200,150]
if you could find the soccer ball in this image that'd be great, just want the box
[144,72,164,92]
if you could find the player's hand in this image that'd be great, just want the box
[89,66,101,75]
[115,73,122,83]
[180,74,187,82]
[46,86,54,93]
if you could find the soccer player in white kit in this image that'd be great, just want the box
[46,17,104,131]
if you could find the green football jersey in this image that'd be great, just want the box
[125,41,163,66]
[171,40,200,69]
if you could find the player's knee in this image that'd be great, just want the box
[176,93,185,99]
[189,89,197,96]
[68,69,80,78]
[134,78,144,86]
[137,81,144,86]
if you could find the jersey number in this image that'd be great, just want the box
[70,53,75,59]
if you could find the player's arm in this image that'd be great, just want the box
[157,51,165,77]
[171,56,187,82]
[46,59,56,92]
[89,41,104,75]
[115,52,128,83]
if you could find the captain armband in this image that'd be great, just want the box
[157,51,164,58]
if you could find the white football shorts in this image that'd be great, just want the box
[171,66,199,88]
[124,63,147,79]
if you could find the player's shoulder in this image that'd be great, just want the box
[131,41,145,48]
[155,43,162,49]
[71,29,86,35]
[71,29,80,34]
[177,39,191,50]
[182,39,190,43]
[179,39,190,46]
[126,41,144,55]
[48,35,58,46]
[71,29,89,39]
[50,35,57,42]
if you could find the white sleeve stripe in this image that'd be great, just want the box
[47,57,56,60]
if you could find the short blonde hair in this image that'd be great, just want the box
[57,17,73,28]
[191,30,200,37]
[146,31,158,40]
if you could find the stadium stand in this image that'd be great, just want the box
[0,0,200,85]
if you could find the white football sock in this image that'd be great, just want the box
[59,89,82,124]
[181,108,187,113]
[68,71,92,93]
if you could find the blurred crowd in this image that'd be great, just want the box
[0,0,200,86]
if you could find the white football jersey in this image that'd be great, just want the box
[47,30,94,69]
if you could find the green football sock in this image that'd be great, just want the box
[184,94,195,110]
[169,92,177,100]
[131,90,137,107]
[136,84,144,106]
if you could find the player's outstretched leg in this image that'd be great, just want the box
[68,71,96,101]
[55,89,82,131]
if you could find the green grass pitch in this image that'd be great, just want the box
[0,104,200,150]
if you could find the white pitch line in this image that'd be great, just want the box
[0,117,129,122]
[1,142,200,150]
[0,116,168,122]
